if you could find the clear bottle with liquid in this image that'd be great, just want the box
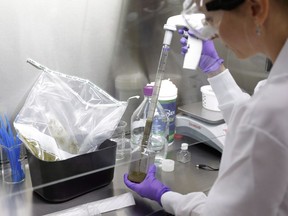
[177,143,191,163]
[130,85,168,165]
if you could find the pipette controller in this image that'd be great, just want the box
[163,14,203,69]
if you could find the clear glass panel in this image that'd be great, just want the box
[0,0,269,215]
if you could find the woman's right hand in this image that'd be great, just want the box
[179,28,224,74]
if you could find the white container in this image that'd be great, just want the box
[150,79,178,144]
[200,85,220,112]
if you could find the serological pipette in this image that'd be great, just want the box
[140,44,170,151]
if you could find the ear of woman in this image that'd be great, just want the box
[249,0,269,27]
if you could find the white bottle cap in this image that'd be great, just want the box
[181,143,188,150]
[162,159,175,172]
[149,79,178,100]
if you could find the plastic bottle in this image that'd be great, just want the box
[176,143,191,163]
[130,85,168,165]
[150,79,178,144]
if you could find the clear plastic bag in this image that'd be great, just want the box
[14,59,127,161]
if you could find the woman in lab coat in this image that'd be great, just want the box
[124,0,288,215]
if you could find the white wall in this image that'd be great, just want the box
[0,0,124,119]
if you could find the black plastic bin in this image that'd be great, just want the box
[27,139,117,203]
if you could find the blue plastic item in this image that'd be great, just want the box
[0,115,25,182]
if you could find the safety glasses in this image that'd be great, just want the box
[182,0,245,40]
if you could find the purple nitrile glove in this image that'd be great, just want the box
[124,164,171,205]
[178,28,224,73]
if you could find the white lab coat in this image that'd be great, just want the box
[161,39,288,216]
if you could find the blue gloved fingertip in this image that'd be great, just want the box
[149,164,157,171]
[178,29,184,35]
[178,27,188,35]
[180,37,187,45]
[124,173,128,179]
[181,46,188,54]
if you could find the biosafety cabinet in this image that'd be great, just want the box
[0,1,270,215]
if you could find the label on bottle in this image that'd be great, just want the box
[159,98,176,143]
[151,79,178,144]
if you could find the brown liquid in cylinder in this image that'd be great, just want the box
[128,171,147,183]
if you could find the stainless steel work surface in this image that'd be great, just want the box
[0,137,221,216]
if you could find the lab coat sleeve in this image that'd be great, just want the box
[207,69,251,124]
[161,191,207,216]
[161,126,288,216]
[201,125,288,216]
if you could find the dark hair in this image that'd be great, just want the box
[280,0,288,6]
[206,0,245,11]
